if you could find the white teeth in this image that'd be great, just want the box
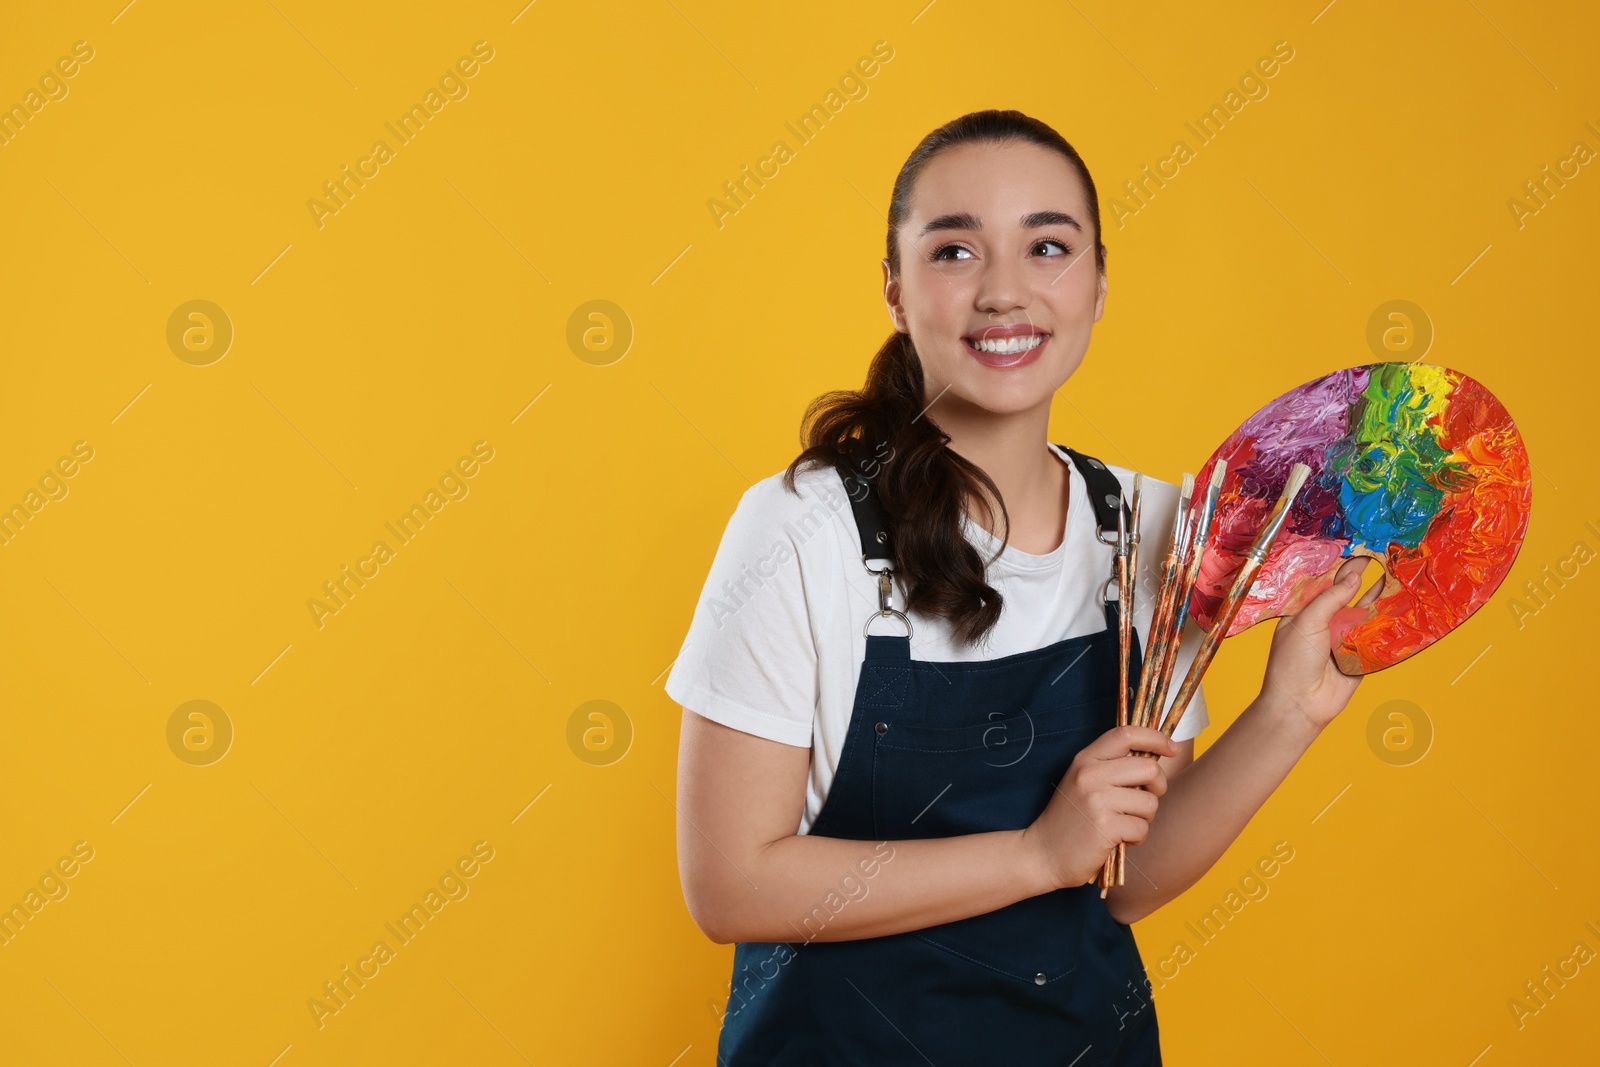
[970,333,1045,355]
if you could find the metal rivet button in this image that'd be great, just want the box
[876,530,888,543]
[1088,458,1105,469]
[1034,972,1047,986]
[1104,492,1121,510]
[874,722,888,736]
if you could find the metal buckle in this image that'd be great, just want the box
[862,556,914,638]
[1101,502,1128,603]
[1094,490,1125,547]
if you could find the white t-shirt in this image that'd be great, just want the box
[666,443,1211,835]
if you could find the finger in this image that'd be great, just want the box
[1109,785,1159,820]
[1099,754,1168,793]
[1113,812,1153,846]
[1094,725,1179,760]
[1291,556,1370,634]
[1353,564,1387,608]
[1088,763,1166,801]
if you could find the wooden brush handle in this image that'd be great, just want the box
[1132,557,1181,727]
[1160,556,1262,738]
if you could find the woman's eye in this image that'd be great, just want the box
[929,239,1071,261]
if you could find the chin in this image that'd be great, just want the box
[955,358,1084,409]
[951,381,1059,417]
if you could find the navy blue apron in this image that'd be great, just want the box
[715,444,1161,1066]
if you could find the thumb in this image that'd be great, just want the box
[1291,557,1370,634]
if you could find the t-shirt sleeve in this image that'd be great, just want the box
[1126,472,1211,743]
[664,475,828,749]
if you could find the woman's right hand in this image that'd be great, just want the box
[1021,725,1177,891]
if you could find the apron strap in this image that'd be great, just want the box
[1055,445,1130,546]
[1059,445,1136,611]
[835,438,895,563]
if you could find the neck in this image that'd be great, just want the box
[932,394,1063,538]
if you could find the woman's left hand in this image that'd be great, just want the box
[1257,556,1384,733]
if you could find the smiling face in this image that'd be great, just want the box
[883,139,1107,417]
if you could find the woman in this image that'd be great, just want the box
[667,109,1377,1064]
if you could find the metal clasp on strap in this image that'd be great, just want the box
[1094,488,1125,547]
[1101,495,1130,605]
[862,556,914,638]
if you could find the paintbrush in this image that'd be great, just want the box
[1144,459,1226,733]
[1100,497,1132,897]
[1130,474,1193,731]
[1101,475,1143,894]
[1116,494,1133,730]
[1115,476,1142,886]
[1159,463,1312,740]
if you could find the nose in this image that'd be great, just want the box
[974,251,1030,320]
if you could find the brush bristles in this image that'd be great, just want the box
[1180,471,1194,497]
[1209,458,1227,493]
[1283,462,1310,501]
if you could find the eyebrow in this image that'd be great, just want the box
[917,210,1083,237]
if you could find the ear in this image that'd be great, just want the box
[1093,269,1107,323]
[882,259,908,332]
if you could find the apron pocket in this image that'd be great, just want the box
[871,707,1101,839]
[912,886,1094,984]
[870,706,1105,983]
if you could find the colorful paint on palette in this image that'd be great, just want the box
[1186,363,1531,675]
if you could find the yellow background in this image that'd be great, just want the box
[2,1,1596,1063]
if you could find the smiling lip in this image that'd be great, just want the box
[963,329,1050,369]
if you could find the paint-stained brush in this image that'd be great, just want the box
[1101,475,1143,894]
[1115,475,1141,886]
[1159,463,1312,740]
[1130,473,1192,731]
[1145,459,1226,732]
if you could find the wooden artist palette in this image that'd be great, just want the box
[1186,362,1531,675]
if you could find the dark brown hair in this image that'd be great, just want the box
[782,109,1107,645]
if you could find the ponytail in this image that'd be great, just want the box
[784,331,1010,645]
